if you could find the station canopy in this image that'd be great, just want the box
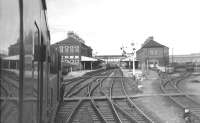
[2,55,19,60]
[2,55,32,61]
[81,56,99,61]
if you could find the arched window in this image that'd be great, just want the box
[70,46,74,53]
[75,46,79,53]
[65,46,69,53]
[60,46,63,53]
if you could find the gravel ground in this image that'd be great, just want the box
[121,69,184,123]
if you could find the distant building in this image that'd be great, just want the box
[51,31,93,70]
[136,36,169,71]
[8,43,20,56]
[170,53,200,63]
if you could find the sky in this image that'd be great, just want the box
[47,0,200,55]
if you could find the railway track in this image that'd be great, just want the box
[56,69,116,123]
[112,69,153,123]
[56,69,155,123]
[0,78,18,123]
[64,70,113,98]
[160,72,200,122]
[91,69,153,123]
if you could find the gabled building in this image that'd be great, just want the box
[51,32,96,71]
[136,36,169,71]
[52,32,92,63]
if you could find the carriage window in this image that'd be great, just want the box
[50,47,58,74]
[0,0,20,123]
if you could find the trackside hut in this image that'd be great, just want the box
[136,37,169,72]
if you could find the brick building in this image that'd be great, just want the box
[52,32,93,70]
[136,37,169,71]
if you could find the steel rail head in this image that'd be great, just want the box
[120,73,154,123]
[65,69,115,97]
[113,102,139,123]
[68,83,90,98]
[90,98,108,123]
[106,96,123,123]
[89,79,101,96]
[65,99,83,123]
[98,69,124,123]
[159,72,200,122]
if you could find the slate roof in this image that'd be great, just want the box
[52,37,80,45]
[141,40,167,48]
[51,37,92,49]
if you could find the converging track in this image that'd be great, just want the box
[160,72,200,122]
[55,69,154,123]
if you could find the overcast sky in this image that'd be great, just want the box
[47,0,200,55]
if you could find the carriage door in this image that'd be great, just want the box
[33,22,46,123]
[23,21,46,123]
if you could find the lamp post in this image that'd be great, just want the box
[132,50,136,76]
[131,43,136,77]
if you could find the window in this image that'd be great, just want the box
[60,46,63,53]
[70,46,74,53]
[65,46,69,53]
[70,60,74,63]
[154,50,158,55]
[150,50,154,55]
[75,60,79,63]
[63,46,65,52]
[75,46,79,53]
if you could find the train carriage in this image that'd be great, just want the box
[0,0,61,123]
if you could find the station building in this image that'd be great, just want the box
[52,32,100,71]
[136,37,169,71]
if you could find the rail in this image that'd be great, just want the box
[119,69,154,123]
[159,72,200,122]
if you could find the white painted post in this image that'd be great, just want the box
[91,61,93,70]
[84,62,85,70]
[8,60,10,69]
[132,55,135,77]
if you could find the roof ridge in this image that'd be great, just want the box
[142,40,166,48]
